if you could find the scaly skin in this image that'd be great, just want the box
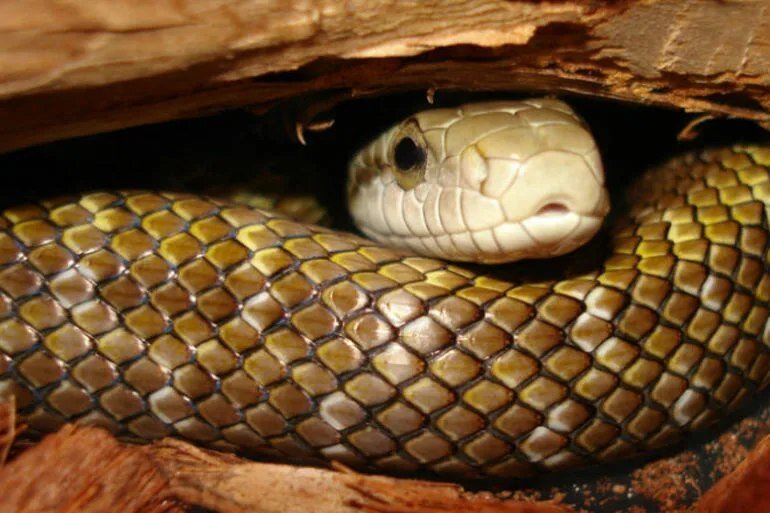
[0,145,769,478]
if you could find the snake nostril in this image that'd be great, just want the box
[536,202,569,216]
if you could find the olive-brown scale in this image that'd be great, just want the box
[0,145,770,478]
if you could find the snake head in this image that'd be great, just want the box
[347,99,610,263]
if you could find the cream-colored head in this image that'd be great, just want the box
[347,99,610,263]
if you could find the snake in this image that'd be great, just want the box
[0,98,769,479]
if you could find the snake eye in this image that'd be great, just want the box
[394,137,426,172]
[389,119,430,190]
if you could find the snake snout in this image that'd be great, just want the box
[500,151,608,218]
[491,149,610,256]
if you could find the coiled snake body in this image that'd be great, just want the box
[0,101,769,478]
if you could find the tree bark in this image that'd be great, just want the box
[694,435,770,513]
[2,400,770,513]
[1,0,769,152]
[0,425,572,513]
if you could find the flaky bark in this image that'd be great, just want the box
[1,0,769,152]
[694,435,770,513]
[0,426,571,513]
[2,402,770,513]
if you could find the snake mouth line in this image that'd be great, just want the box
[535,202,570,216]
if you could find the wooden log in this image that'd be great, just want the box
[1,0,769,152]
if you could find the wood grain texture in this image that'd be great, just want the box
[0,424,182,513]
[152,439,574,513]
[1,0,769,152]
[4,399,770,513]
[0,424,573,513]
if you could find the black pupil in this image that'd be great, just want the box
[394,137,426,171]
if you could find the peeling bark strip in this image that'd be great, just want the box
[0,424,572,513]
[153,439,574,513]
[0,425,182,513]
[0,0,769,152]
[3,415,770,512]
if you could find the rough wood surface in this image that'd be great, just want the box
[151,439,573,513]
[694,434,770,513]
[0,426,183,513]
[3,401,770,513]
[0,429,572,513]
[1,0,770,152]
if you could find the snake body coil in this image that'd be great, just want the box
[0,145,769,478]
